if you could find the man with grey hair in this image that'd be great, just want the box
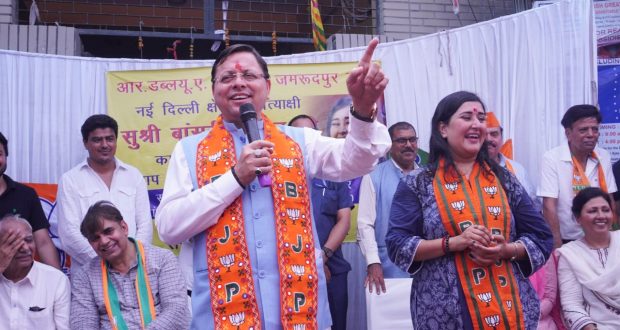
[0,214,70,330]
[358,121,418,294]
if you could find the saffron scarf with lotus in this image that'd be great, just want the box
[433,158,525,329]
[101,238,156,330]
[571,152,608,195]
[196,114,318,329]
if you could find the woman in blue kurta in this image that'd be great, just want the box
[385,91,553,329]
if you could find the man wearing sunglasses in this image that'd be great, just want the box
[358,122,418,295]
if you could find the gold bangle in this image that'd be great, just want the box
[510,242,518,261]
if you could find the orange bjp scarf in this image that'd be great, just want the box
[433,158,525,329]
[196,114,318,329]
[571,152,608,194]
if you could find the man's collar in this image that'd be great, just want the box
[559,142,573,161]
[223,118,265,133]
[560,142,597,162]
[1,261,36,285]
[390,158,418,174]
[1,174,17,190]
[106,238,140,274]
[80,157,127,171]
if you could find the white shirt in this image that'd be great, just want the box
[357,158,417,266]
[537,143,617,240]
[498,154,536,199]
[57,158,152,268]
[0,262,70,330]
[155,117,391,245]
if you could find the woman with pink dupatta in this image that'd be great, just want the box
[529,252,566,330]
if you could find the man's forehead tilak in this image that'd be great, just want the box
[234,62,244,72]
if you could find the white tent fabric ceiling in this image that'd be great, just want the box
[0,0,594,188]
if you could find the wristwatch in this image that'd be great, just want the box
[349,104,377,122]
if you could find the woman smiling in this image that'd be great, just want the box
[558,187,620,330]
[386,91,553,329]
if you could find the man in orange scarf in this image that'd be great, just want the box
[538,105,617,248]
[485,112,536,198]
[156,39,391,329]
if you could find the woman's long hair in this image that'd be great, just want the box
[428,91,506,184]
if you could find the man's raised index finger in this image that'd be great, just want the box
[358,38,379,66]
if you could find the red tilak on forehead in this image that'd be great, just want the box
[472,107,479,113]
[234,62,244,71]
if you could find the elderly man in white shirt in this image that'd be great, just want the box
[0,214,70,330]
[57,114,152,271]
[538,105,617,248]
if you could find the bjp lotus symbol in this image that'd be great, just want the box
[287,208,300,225]
[292,264,305,281]
[279,158,294,171]
[484,315,500,329]
[208,151,222,166]
[219,254,235,272]
[229,312,245,328]
[483,186,497,198]
[477,292,492,306]
[451,201,465,214]
[445,182,458,194]
[488,206,501,220]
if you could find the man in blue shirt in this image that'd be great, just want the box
[289,115,353,330]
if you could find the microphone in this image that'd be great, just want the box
[240,103,272,187]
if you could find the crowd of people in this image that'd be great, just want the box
[0,38,618,330]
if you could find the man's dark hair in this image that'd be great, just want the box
[81,114,119,142]
[388,122,416,139]
[80,201,124,241]
[288,114,317,129]
[211,44,270,84]
[0,132,7,156]
[560,105,601,129]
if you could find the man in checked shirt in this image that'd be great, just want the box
[70,201,189,330]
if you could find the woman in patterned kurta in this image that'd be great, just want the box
[385,91,553,329]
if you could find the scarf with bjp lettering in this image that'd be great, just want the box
[101,239,156,330]
[433,158,525,330]
[196,114,318,330]
[571,152,608,194]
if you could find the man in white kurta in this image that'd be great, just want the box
[57,114,152,271]
[156,40,390,329]
[0,214,70,330]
